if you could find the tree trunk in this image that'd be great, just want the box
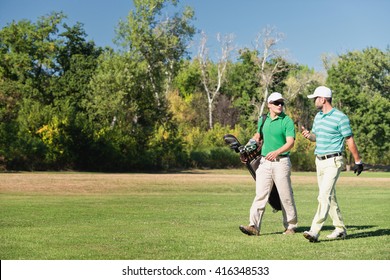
[208,101,213,129]
[259,87,269,117]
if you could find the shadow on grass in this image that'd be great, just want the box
[290,225,390,242]
[270,225,390,240]
[293,225,376,233]
[345,228,390,240]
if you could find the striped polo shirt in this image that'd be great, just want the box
[312,108,353,155]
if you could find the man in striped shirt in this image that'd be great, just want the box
[301,86,363,242]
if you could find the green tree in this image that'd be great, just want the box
[223,49,260,128]
[327,47,390,165]
[0,13,103,170]
[83,51,148,170]
[115,0,195,106]
[284,65,325,128]
[171,61,208,130]
[99,0,196,170]
[0,13,66,169]
[49,22,104,169]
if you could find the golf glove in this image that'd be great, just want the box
[244,139,257,152]
[354,163,364,176]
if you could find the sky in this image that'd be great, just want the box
[1,0,389,71]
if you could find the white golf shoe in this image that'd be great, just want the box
[326,229,347,240]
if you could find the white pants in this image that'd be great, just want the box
[249,157,298,232]
[310,155,346,235]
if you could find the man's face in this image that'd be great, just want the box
[314,96,324,110]
[268,99,284,115]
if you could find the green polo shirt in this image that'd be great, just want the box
[257,112,295,156]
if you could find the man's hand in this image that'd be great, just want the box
[354,163,364,176]
[265,151,280,161]
[302,126,310,139]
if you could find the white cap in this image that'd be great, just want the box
[307,86,332,99]
[267,92,284,103]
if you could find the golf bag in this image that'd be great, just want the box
[223,133,282,212]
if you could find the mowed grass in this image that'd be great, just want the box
[0,170,389,260]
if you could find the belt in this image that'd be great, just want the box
[317,152,342,160]
[263,154,289,162]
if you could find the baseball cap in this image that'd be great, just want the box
[267,92,284,103]
[307,86,332,99]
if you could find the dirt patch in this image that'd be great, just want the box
[0,172,251,194]
[0,172,388,195]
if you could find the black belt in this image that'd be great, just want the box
[317,152,342,160]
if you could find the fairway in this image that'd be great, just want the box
[0,170,389,260]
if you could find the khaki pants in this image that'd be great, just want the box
[249,157,298,232]
[310,156,346,235]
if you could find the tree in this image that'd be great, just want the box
[84,50,159,170]
[284,65,325,128]
[0,13,103,170]
[0,12,66,103]
[198,31,234,129]
[327,47,390,165]
[222,49,261,128]
[84,0,196,171]
[252,26,290,117]
[0,12,67,169]
[115,0,195,107]
[100,0,197,170]
[172,59,208,129]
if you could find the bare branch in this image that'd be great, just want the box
[252,26,289,116]
[198,31,234,129]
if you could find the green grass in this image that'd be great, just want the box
[0,171,389,260]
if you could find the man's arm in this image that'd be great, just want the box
[346,135,363,176]
[345,136,361,163]
[252,132,261,143]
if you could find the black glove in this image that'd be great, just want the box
[354,163,364,176]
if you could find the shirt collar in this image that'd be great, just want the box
[268,111,286,120]
[319,108,335,117]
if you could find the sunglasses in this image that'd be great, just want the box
[271,101,285,106]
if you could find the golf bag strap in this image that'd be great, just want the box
[243,114,266,163]
[259,114,267,140]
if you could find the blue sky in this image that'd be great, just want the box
[1,0,389,71]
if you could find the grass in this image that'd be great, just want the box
[0,170,389,260]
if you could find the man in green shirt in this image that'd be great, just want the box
[239,92,298,236]
[301,86,363,242]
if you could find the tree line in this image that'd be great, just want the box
[0,0,389,172]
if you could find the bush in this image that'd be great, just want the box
[209,147,241,168]
[290,133,316,171]
[146,124,189,171]
[190,147,241,169]
[189,150,210,168]
[186,124,250,169]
